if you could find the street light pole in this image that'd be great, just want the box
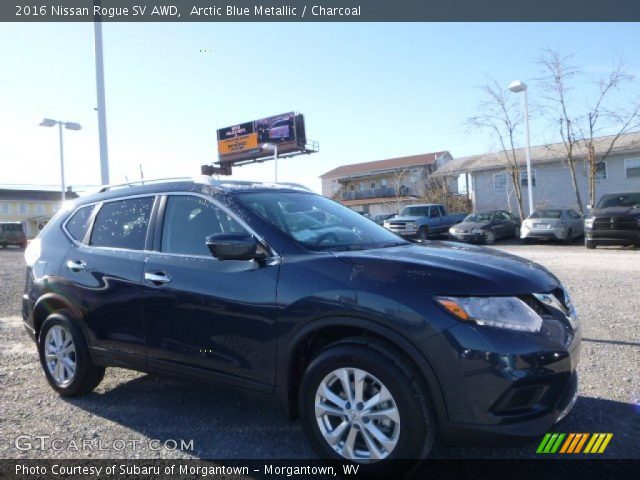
[508,80,535,216]
[274,144,278,183]
[57,122,66,205]
[522,88,534,216]
[262,143,279,182]
[40,119,82,208]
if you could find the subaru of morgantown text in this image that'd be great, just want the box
[22,178,581,466]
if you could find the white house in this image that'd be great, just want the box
[434,132,640,215]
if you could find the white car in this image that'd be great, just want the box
[521,208,584,244]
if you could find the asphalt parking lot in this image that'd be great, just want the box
[1,241,638,459]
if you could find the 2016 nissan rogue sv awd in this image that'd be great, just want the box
[22,178,580,465]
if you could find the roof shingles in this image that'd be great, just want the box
[320,151,449,178]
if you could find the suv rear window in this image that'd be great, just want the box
[90,197,154,250]
[65,205,94,242]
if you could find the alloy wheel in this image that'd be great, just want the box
[314,367,401,462]
[44,325,77,386]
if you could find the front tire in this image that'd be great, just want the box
[38,310,105,396]
[417,226,429,242]
[484,231,496,245]
[299,338,435,469]
[585,238,597,249]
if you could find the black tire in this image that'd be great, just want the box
[299,337,436,473]
[585,239,596,249]
[417,226,429,242]
[564,229,573,245]
[38,310,105,396]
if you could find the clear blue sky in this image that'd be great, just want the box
[1,22,639,192]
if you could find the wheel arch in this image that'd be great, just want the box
[278,316,448,427]
[32,293,83,339]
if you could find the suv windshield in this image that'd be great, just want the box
[464,212,494,223]
[236,192,408,251]
[401,206,429,216]
[597,193,640,209]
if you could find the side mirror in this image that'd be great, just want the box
[206,233,262,261]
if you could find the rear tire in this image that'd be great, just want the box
[585,239,596,249]
[417,227,429,242]
[38,310,105,397]
[299,338,436,472]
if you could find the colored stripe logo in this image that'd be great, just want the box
[536,433,612,454]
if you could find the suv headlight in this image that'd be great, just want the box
[585,217,595,228]
[436,296,542,332]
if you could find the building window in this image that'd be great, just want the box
[594,161,607,180]
[19,203,28,214]
[370,182,376,189]
[35,203,44,215]
[625,158,640,178]
[0,203,10,214]
[381,178,387,186]
[520,169,536,187]
[494,173,507,192]
[349,185,355,191]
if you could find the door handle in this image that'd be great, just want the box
[144,272,171,285]
[66,260,86,271]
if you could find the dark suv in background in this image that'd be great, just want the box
[23,178,580,467]
[584,191,640,249]
[1,222,28,249]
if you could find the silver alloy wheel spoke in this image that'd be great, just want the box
[44,325,77,387]
[315,367,401,462]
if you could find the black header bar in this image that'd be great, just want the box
[4,0,640,22]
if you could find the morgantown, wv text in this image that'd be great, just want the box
[16,463,359,476]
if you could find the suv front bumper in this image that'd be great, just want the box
[586,228,640,245]
[419,315,581,444]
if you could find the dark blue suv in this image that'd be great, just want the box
[22,178,580,465]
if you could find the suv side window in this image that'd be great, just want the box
[161,195,246,256]
[65,205,95,242]
[90,197,154,250]
[568,210,580,219]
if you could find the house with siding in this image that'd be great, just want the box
[0,188,78,238]
[320,151,454,216]
[434,132,640,215]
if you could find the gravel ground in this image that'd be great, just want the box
[1,242,638,459]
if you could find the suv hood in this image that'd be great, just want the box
[386,215,422,222]
[589,206,640,217]
[452,220,490,230]
[333,241,560,296]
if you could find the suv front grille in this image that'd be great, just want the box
[593,216,638,231]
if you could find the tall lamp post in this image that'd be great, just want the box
[508,80,534,216]
[262,143,279,182]
[39,119,82,205]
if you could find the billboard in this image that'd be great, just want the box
[216,112,307,164]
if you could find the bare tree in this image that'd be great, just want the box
[582,56,640,206]
[536,49,585,213]
[537,49,640,212]
[467,79,526,220]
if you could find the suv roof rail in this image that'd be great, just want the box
[93,177,313,194]
[95,177,211,193]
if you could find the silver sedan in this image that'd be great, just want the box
[521,208,585,244]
